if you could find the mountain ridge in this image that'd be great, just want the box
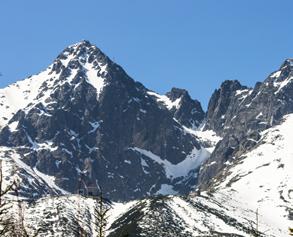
[0,41,292,236]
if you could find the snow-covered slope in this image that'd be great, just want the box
[107,195,260,237]
[0,69,51,129]
[109,114,293,237]
[0,147,67,198]
[207,114,293,236]
[2,195,137,237]
[183,125,222,153]
[5,114,292,236]
[2,194,258,237]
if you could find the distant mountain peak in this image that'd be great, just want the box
[54,40,109,71]
[67,39,99,53]
[166,87,189,101]
[219,79,244,90]
[281,58,293,68]
[267,59,293,93]
[74,39,93,46]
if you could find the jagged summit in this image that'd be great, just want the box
[267,58,293,89]
[280,58,293,68]
[166,87,189,101]
[0,41,115,128]
[147,87,204,128]
[56,40,107,63]
[73,39,93,47]
[204,79,250,133]
[218,79,244,89]
[51,40,110,78]
[164,87,204,128]
[59,40,101,55]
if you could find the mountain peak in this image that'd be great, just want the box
[281,58,293,68]
[166,87,189,101]
[56,40,107,66]
[67,40,97,51]
[48,41,111,83]
[219,80,244,91]
[74,39,92,47]
[267,58,293,87]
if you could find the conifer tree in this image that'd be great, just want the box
[94,189,111,237]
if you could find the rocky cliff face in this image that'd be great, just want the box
[165,87,204,128]
[204,80,251,135]
[0,41,206,201]
[198,58,293,189]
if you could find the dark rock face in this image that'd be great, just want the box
[0,41,204,201]
[204,80,251,135]
[166,88,204,128]
[198,59,293,189]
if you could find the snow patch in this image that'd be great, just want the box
[130,146,210,179]
[147,91,182,110]
[274,76,293,94]
[156,184,177,195]
[88,121,100,134]
[33,167,69,194]
[8,121,19,132]
[85,63,106,99]
[183,126,222,152]
[270,70,281,78]
[215,113,293,236]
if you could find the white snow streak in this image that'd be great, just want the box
[131,146,210,179]
[147,91,182,110]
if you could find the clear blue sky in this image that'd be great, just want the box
[1,0,293,108]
